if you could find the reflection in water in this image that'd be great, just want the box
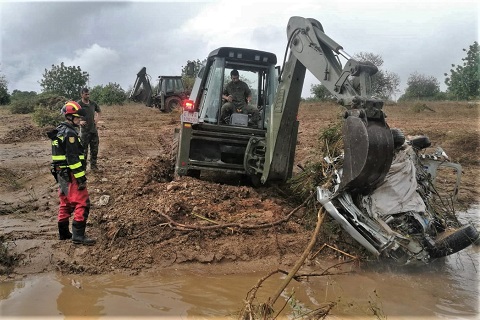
[0,280,23,300]
[1,206,478,319]
[0,274,62,317]
[56,275,104,318]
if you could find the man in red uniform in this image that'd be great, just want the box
[47,101,96,245]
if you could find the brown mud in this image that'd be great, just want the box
[0,101,478,279]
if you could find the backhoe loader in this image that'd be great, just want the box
[129,67,189,112]
[171,16,478,265]
[174,17,391,192]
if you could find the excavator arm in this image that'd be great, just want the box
[262,16,393,193]
[129,67,154,107]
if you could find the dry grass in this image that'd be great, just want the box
[295,100,479,205]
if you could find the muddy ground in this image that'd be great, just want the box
[0,100,479,280]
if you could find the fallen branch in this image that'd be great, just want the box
[109,227,122,247]
[239,207,328,319]
[239,244,355,319]
[276,259,357,281]
[128,222,169,240]
[311,243,358,260]
[154,192,314,232]
[240,269,280,319]
[191,212,235,232]
[267,207,325,308]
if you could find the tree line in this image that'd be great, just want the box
[310,41,478,102]
[0,41,478,108]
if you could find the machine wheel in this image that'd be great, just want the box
[428,223,479,259]
[164,96,182,113]
[170,129,179,166]
[250,174,262,187]
[186,169,201,178]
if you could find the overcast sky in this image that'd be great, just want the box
[0,0,478,98]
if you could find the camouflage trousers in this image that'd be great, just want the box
[80,131,99,167]
[220,102,260,124]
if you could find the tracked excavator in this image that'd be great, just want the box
[172,16,478,265]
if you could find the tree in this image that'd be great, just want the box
[39,62,89,100]
[310,52,400,101]
[445,41,479,100]
[400,72,440,101]
[0,67,10,105]
[181,59,204,92]
[90,83,126,106]
[99,82,126,106]
[310,83,334,101]
[353,52,400,100]
[10,90,37,101]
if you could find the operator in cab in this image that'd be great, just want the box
[220,69,259,126]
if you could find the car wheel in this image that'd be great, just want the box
[429,223,479,258]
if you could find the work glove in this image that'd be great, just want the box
[77,181,87,190]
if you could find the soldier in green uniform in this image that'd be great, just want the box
[220,69,259,126]
[78,88,101,171]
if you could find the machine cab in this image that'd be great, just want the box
[174,47,279,180]
[189,47,278,130]
[158,76,186,96]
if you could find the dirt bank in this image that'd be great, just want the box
[0,101,479,279]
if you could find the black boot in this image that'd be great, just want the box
[58,221,72,240]
[72,221,96,245]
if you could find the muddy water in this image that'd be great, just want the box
[1,206,479,319]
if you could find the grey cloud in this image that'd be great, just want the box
[1,1,478,99]
[1,1,205,92]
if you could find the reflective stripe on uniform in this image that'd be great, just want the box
[52,155,67,161]
[73,171,85,179]
[69,162,83,170]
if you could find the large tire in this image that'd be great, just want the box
[170,130,179,164]
[164,96,182,113]
[170,129,179,177]
[428,223,479,259]
[186,169,201,178]
[250,174,262,187]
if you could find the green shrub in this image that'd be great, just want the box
[0,86,10,105]
[9,99,36,114]
[32,105,64,127]
[10,90,37,102]
[31,93,67,127]
[34,92,67,110]
[102,83,127,105]
[90,83,127,106]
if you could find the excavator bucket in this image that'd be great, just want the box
[340,116,394,194]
